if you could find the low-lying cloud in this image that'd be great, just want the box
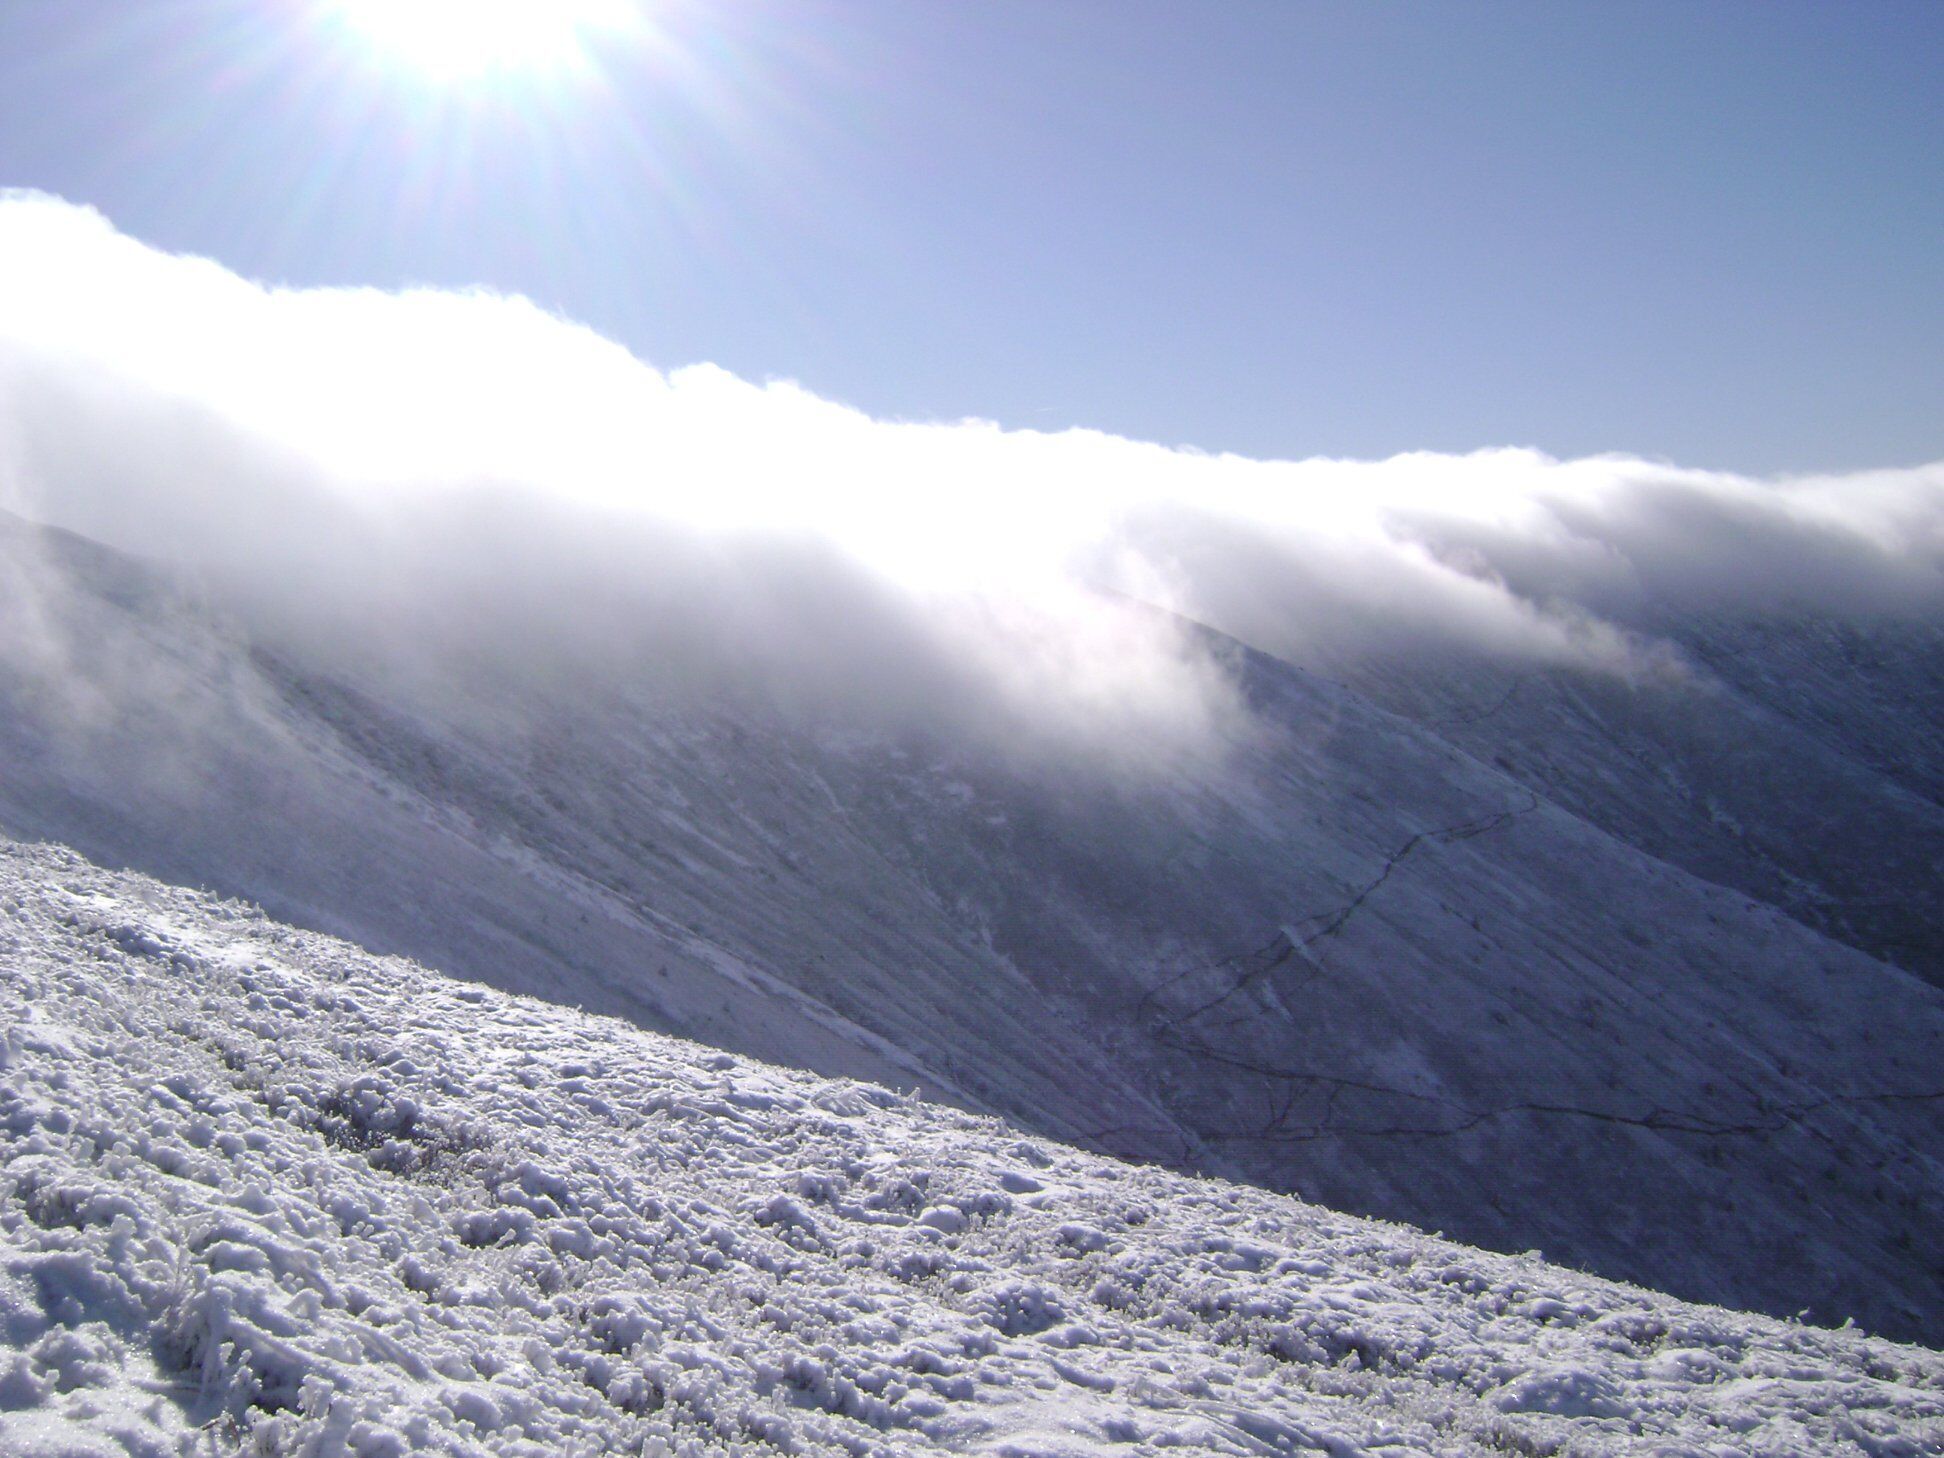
[1,191,1940,766]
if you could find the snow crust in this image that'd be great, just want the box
[2,838,1940,1457]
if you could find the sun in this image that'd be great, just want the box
[323,0,638,82]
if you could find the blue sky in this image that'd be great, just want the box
[0,0,1937,473]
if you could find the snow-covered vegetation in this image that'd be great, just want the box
[3,837,1940,1457]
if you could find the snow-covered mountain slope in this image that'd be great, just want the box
[1335,619,1944,986]
[2,513,1942,1346]
[3,838,1941,1458]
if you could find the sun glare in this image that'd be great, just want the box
[325,0,637,81]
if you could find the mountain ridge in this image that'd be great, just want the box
[1,509,1940,1341]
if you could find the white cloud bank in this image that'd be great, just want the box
[0,191,1940,760]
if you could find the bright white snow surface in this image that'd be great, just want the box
[2,839,1940,1457]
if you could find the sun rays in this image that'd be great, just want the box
[321,0,643,83]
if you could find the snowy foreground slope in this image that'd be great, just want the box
[3,840,1942,1458]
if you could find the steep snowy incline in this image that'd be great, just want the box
[3,515,1943,1343]
[3,837,1941,1458]
[1338,617,1944,985]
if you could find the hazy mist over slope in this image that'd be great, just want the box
[3,194,1943,1344]
[3,192,1940,757]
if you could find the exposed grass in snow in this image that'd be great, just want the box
[1,836,1940,1456]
